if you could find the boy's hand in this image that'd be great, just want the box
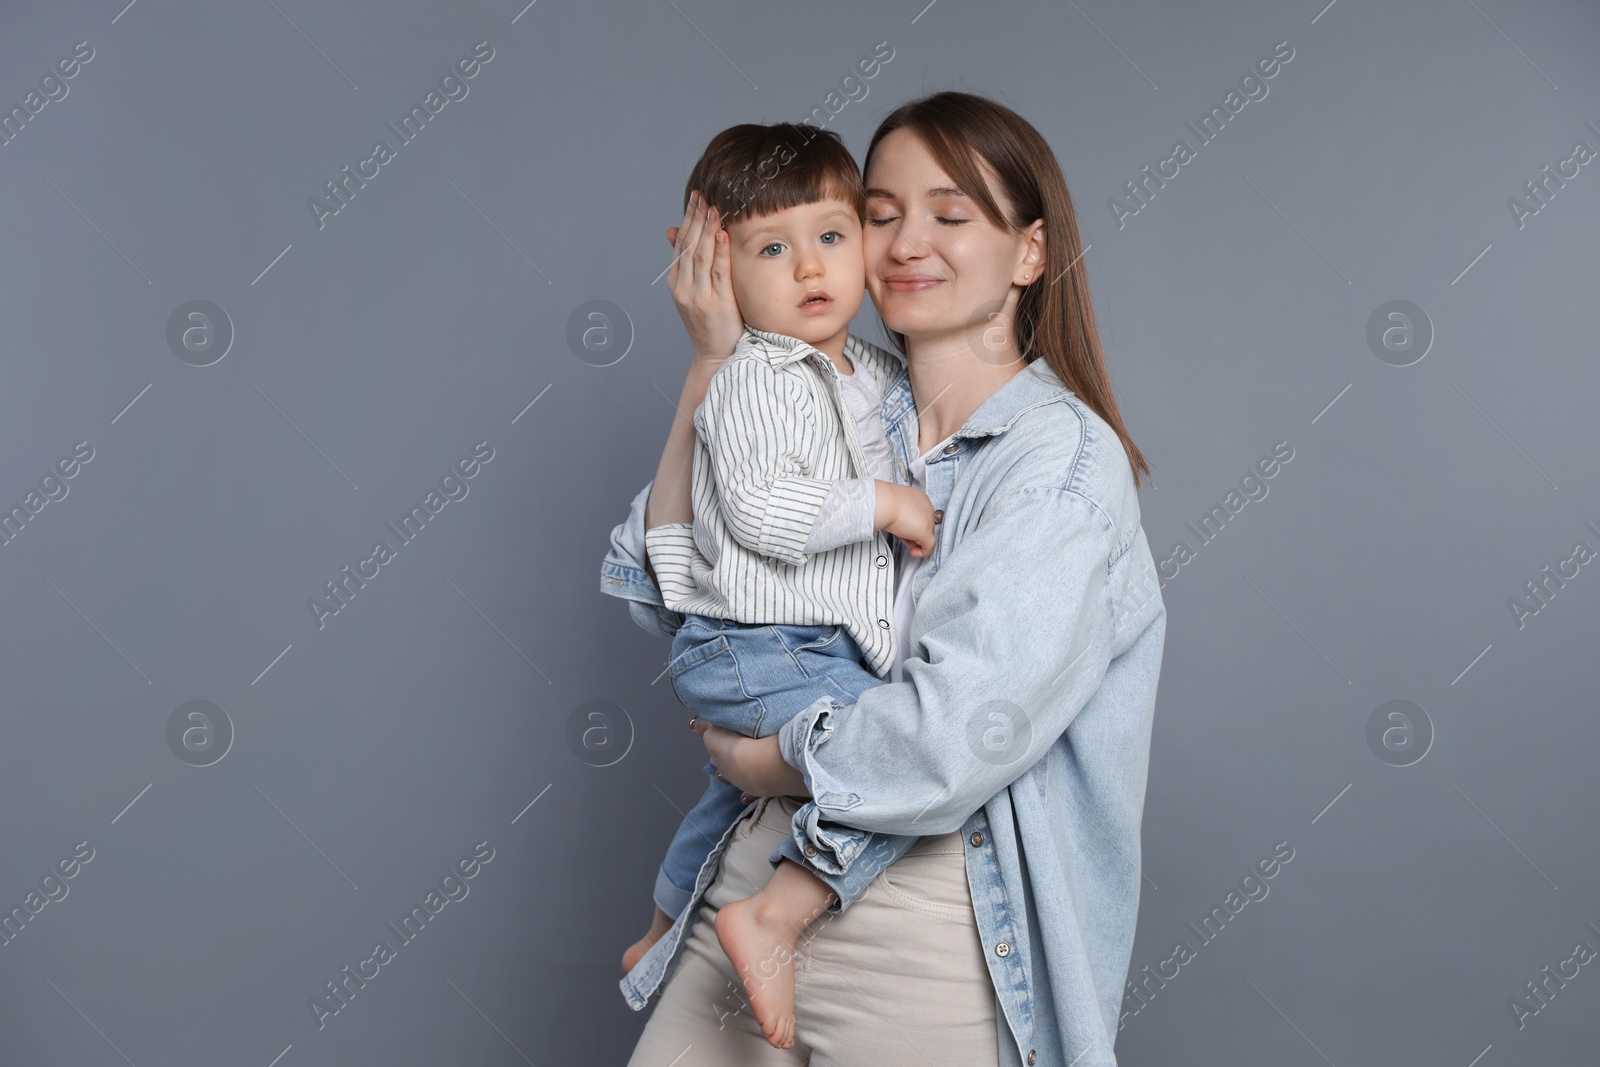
[875,481,936,557]
[665,191,743,368]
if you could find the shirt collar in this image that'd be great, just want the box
[742,324,1064,440]
[739,326,889,375]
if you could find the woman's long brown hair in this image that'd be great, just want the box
[865,92,1151,489]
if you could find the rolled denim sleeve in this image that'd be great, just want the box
[777,486,1118,849]
[599,479,684,640]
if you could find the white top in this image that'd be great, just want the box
[644,328,907,676]
[890,429,958,683]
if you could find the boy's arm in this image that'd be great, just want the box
[799,477,877,555]
[700,356,835,566]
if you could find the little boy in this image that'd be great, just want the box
[631,123,935,1049]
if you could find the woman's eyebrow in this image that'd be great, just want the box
[865,186,968,199]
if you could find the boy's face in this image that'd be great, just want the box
[723,197,866,349]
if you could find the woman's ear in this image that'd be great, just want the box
[1014,219,1046,286]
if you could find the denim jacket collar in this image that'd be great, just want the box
[882,355,1075,447]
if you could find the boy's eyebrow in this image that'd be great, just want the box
[865,186,968,199]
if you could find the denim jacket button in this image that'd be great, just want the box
[969,831,985,847]
[995,941,1011,957]
[942,441,958,455]
[932,509,944,524]
[803,843,817,858]
[1027,1051,1037,1065]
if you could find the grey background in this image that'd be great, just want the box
[1,0,1596,1064]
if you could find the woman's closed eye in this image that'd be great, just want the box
[866,214,967,227]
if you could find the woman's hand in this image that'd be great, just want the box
[665,191,744,368]
[689,717,810,798]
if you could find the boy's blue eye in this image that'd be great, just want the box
[820,231,842,245]
[760,242,786,256]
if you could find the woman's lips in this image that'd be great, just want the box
[882,275,945,292]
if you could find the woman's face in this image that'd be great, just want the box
[862,128,1040,349]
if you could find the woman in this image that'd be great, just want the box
[601,92,1166,1066]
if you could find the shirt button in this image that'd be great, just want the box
[995,941,1011,957]
[877,618,890,628]
[875,554,888,567]
[1028,1051,1037,1065]
[803,843,817,858]
[969,831,985,847]
[932,509,944,524]
[942,442,958,456]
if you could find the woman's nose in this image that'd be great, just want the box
[887,219,929,261]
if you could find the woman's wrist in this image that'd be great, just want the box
[754,736,809,797]
[680,359,718,410]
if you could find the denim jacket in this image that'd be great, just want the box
[601,347,1166,1067]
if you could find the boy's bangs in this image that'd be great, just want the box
[732,170,863,223]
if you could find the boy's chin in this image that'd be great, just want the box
[759,313,857,346]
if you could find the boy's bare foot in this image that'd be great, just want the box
[622,905,675,973]
[716,895,803,1049]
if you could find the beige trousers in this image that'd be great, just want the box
[625,793,1002,1066]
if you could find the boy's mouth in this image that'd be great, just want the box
[798,290,833,313]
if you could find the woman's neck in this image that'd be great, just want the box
[905,331,1027,453]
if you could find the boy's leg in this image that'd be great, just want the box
[733,623,919,910]
[714,856,836,1049]
[671,619,909,911]
[654,764,755,917]
[624,799,810,1067]
[772,811,919,912]
[668,619,872,741]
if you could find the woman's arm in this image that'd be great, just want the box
[643,193,742,540]
[598,194,741,631]
[710,486,1129,841]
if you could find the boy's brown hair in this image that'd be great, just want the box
[684,123,866,224]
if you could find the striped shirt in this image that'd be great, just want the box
[643,327,907,677]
